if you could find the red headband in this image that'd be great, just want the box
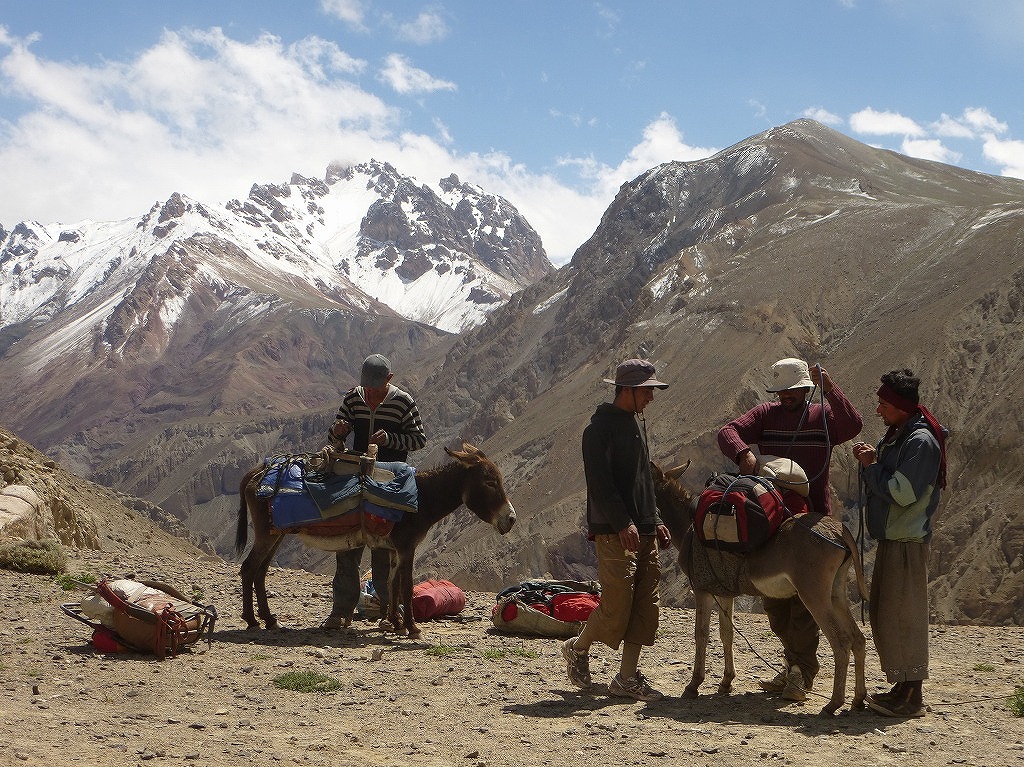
[877,383,917,413]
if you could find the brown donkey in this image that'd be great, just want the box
[651,461,867,716]
[236,443,516,639]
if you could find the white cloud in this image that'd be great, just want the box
[395,11,449,44]
[849,108,925,137]
[320,0,367,31]
[0,28,396,225]
[901,138,961,165]
[553,113,717,225]
[962,107,1008,134]
[802,107,843,127]
[981,135,1024,180]
[378,53,456,95]
[0,26,601,264]
[932,113,977,139]
[932,107,1008,139]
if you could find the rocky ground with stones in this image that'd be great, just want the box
[2,546,1023,767]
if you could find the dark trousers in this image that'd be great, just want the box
[763,595,820,682]
[332,547,393,617]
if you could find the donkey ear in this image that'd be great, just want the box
[666,460,691,480]
[460,442,481,455]
[446,444,472,461]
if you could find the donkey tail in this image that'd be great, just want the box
[841,523,868,601]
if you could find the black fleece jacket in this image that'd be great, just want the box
[582,402,662,536]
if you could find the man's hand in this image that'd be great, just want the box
[853,441,876,467]
[810,365,834,395]
[618,523,640,553]
[369,429,389,446]
[737,449,758,475]
[330,420,351,440]
[656,524,672,550]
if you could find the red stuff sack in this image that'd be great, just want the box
[695,473,790,553]
[550,592,600,622]
[411,579,466,620]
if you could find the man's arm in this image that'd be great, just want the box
[582,424,632,533]
[328,393,356,447]
[822,383,863,444]
[717,404,768,467]
[378,394,427,453]
[863,431,941,508]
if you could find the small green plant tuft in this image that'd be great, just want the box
[424,644,462,658]
[0,539,67,575]
[1008,687,1024,718]
[273,670,343,694]
[510,647,539,659]
[973,662,995,672]
[55,572,97,591]
[482,649,505,660]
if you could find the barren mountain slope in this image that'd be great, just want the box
[412,120,1024,624]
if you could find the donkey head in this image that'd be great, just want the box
[650,459,696,544]
[445,442,517,534]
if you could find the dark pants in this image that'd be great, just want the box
[763,595,820,682]
[332,547,393,618]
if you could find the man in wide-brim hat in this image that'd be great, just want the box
[717,357,863,701]
[561,358,672,702]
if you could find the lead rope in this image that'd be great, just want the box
[857,464,868,624]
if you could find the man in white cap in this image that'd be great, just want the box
[717,357,862,700]
[561,359,672,701]
[323,353,426,628]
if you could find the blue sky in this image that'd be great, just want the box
[1,1,1023,264]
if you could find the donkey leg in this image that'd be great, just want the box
[716,597,736,694]
[835,580,867,710]
[800,586,853,716]
[684,590,714,698]
[253,536,284,629]
[239,552,259,630]
[398,552,419,639]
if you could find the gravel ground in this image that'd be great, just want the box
[2,547,1023,767]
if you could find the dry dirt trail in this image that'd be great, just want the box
[2,548,1023,767]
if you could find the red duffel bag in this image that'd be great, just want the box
[412,579,466,620]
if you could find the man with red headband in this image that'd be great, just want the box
[854,368,947,718]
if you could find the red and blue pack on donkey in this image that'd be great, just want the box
[256,445,418,538]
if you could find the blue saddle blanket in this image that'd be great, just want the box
[257,455,418,529]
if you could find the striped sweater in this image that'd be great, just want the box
[328,385,426,463]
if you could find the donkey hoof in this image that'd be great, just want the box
[407,629,422,640]
[818,704,840,717]
[682,686,699,699]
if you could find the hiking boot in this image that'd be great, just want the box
[758,668,789,693]
[608,671,664,702]
[561,637,591,688]
[865,694,926,718]
[322,614,352,629]
[871,682,906,705]
[781,665,810,702]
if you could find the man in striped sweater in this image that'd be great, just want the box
[717,357,862,700]
[323,354,427,628]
